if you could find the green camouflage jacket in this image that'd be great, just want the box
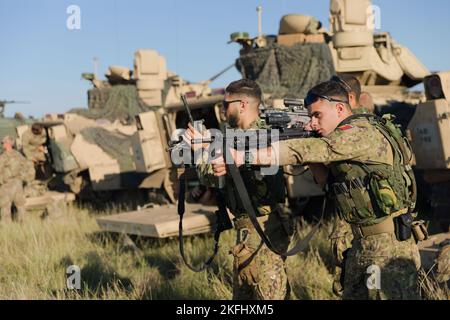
[279,117,393,166]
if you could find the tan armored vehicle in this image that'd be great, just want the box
[232,0,429,123]
[15,49,225,208]
[328,0,429,105]
[96,50,229,235]
[98,1,450,268]
[408,72,450,230]
[98,0,434,237]
[404,72,450,275]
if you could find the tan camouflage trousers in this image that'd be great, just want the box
[0,179,26,223]
[343,232,421,300]
[230,214,290,300]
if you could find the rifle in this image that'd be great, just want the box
[176,94,232,272]
[169,99,316,158]
[242,99,316,152]
[175,96,321,260]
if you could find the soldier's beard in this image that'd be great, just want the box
[227,111,240,128]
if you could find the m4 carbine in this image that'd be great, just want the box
[189,98,316,153]
[173,95,232,272]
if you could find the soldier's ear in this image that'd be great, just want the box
[338,102,351,117]
[240,100,248,113]
[335,102,345,115]
[348,92,355,101]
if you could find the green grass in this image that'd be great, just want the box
[0,204,447,300]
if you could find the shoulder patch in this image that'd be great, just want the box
[338,124,354,131]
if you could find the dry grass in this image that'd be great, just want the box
[0,204,447,300]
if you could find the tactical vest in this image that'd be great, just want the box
[225,159,286,218]
[329,114,416,227]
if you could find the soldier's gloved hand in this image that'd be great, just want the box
[330,235,348,266]
[329,219,352,267]
[330,229,350,298]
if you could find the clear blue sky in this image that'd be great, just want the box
[1,0,449,117]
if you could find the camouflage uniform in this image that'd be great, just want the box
[351,107,371,115]
[279,116,421,300]
[0,149,35,222]
[329,106,373,295]
[197,118,291,300]
[21,129,46,163]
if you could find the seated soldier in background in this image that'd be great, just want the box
[359,91,376,114]
[22,123,47,163]
[0,136,35,223]
[336,74,373,114]
[21,123,49,179]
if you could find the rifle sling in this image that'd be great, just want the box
[226,162,322,257]
[178,175,220,272]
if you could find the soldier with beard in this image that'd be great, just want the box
[186,79,292,300]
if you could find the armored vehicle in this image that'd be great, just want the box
[231,0,428,105]
[407,72,450,232]
[15,49,226,207]
[98,2,449,276]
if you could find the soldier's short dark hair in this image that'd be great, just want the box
[225,79,262,103]
[336,74,361,102]
[306,80,350,106]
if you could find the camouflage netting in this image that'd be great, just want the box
[70,85,151,124]
[79,127,134,172]
[236,43,335,99]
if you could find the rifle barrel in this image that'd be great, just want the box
[180,94,195,124]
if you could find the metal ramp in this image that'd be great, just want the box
[418,232,450,270]
[25,191,76,210]
[96,203,219,238]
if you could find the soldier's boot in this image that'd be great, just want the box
[0,206,13,224]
